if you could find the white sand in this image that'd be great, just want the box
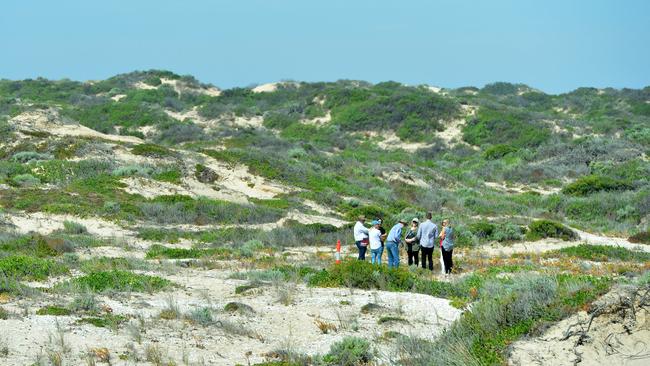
[10,110,143,144]
[1,267,460,366]
[252,82,279,93]
[7,212,135,239]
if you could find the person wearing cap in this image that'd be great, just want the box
[368,220,384,265]
[438,219,455,274]
[404,218,420,266]
[377,218,387,246]
[353,215,370,260]
[385,219,407,268]
[416,212,439,271]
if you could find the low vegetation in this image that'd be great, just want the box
[525,220,577,241]
[62,270,171,293]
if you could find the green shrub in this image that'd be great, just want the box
[187,307,214,326]
[224,302,255,314]
[195,164,218,183]
[263,113,300,129]
[0,255,68,280]
[629,231,650,244]
[65,270,171,293]
[77,314,128,328]
[483,144,518,160]
[11,174,40,187]
[469,222,495,238]
[462,106,550,148]
[152,169,182,184]
[551,244,650,262]
[323,336,373,366]
[11,151,51,163]
[344,205,389,221]
[112,165,154,177]
[145,244,231,259]
[377,316,409,324]
[131,143,173,158]
[36,306,71,316]
[62,221,87,235]
[562,175,633,196]
[525,220,577,241]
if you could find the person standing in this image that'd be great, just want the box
[368,220,383,265]
[416,212,438,271]
[385,219,407,268]
[353,215,369,260]
[439,219,455,274]
[404,218,420,266]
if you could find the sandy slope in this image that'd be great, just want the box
[10,110,142,144]
[509,285,650,366]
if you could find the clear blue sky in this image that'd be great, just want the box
[1,0,648,94]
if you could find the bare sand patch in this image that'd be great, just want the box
[7,212,134,239]
[381,171,429,188]
[252,82,279,93]
[484,181,561,196]
[10,109,143,144]
[375,131,433,152]
[302,111,332,125]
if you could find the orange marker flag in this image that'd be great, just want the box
[335,239,341,264]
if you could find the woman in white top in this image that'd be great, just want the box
[368,220,383,265]
[353,215,370,260]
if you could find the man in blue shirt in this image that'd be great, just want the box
[385,219,407,268]
[416,212,438,271]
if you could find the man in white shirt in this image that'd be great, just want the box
[353,215,370,260]
[416,212,438,271]
[368,220,384,265]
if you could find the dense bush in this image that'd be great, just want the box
[11,174,40,187]
[62,221,88,235]
[323,337,373,366]
[0,255,68,280]
[483,144,518,160]
[463,107,550,148]
[562,175,633,196]
[63,100,176,134]
[525,220,577,241]
[469,222,495,238]
[481,82,525,95]
[155,121,205,144]
[11,151,52,163]
[330,83,459,141]
[131,143,174,158]
[629,231,650,244]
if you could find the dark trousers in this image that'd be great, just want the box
[407,250,419,266]
[442,248,453,274]
[355,241,367,260]
[421,247,434,271]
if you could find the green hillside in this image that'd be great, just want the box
[1,71,647,241]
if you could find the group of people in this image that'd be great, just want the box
[353,212,454,274]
